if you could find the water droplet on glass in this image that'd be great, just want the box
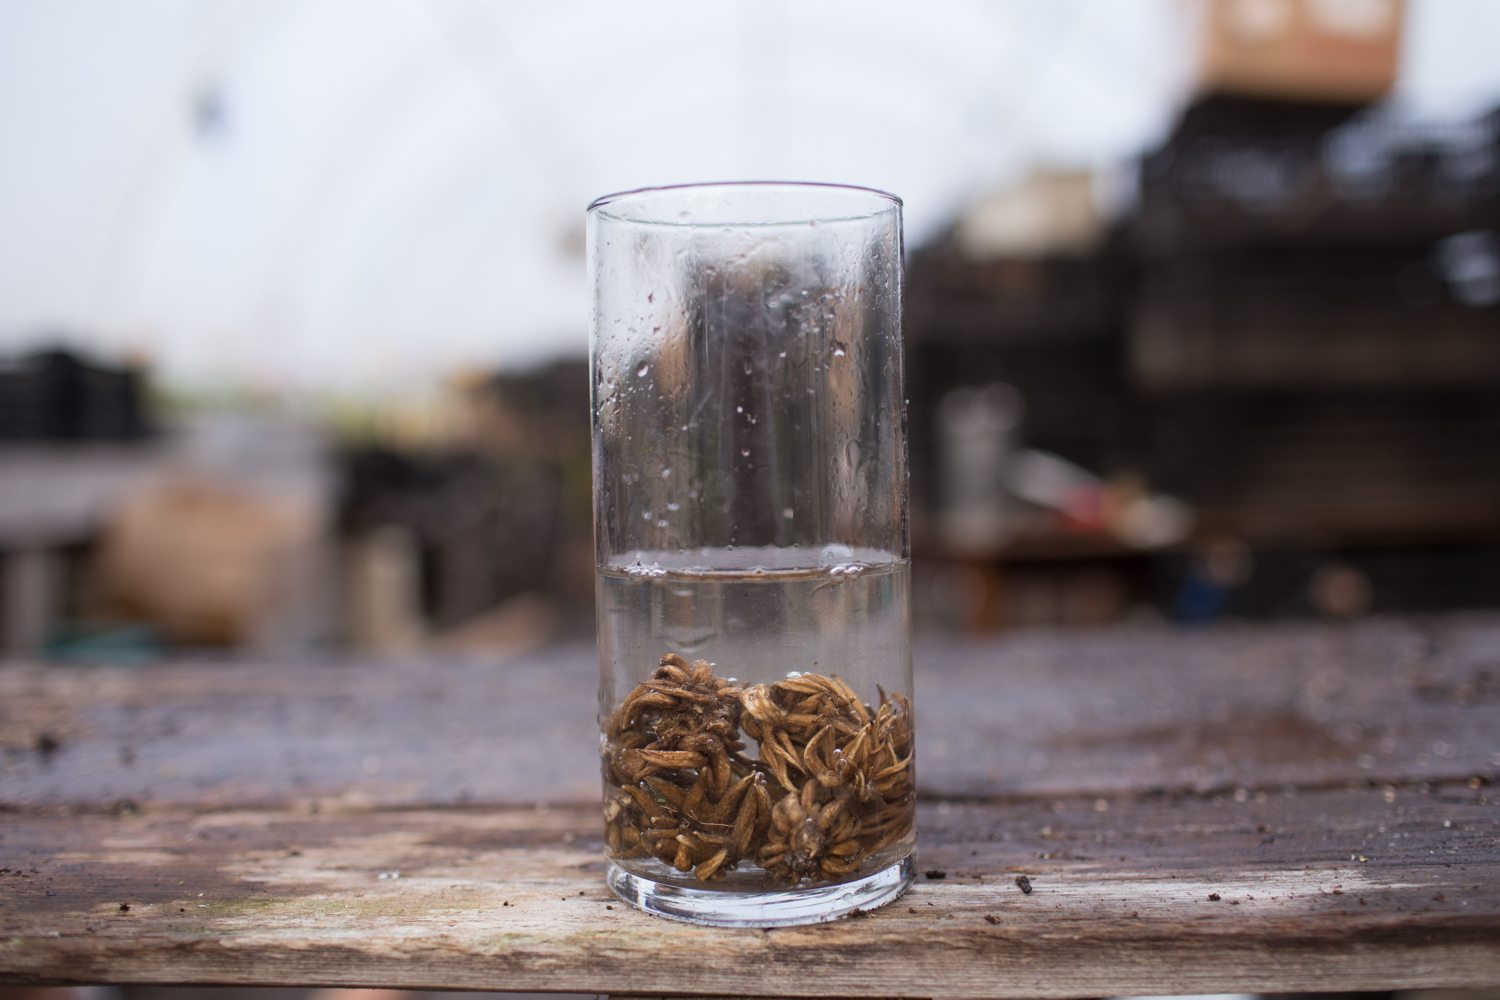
[636,362,650,377]
[736,406,743,414]
[660,467,672,478]
[740,448,751,458]
[656,519,669,529]
[743,362,753,376]
[641,511,653,522]
[778,351,788,359]
[782,507,795,520]
[665,502,681,512]
[832,342,847,358]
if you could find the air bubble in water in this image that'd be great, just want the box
[832,342,847,358]
[661,467,672,478]
[736,406,743,414]
[636,362,650,377]
[782,507,795,520]
[740,447,751,458]
[656,519,669,528]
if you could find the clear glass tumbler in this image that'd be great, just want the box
[588,182,913,926]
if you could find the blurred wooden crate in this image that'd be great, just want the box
[1191,0,1403,104]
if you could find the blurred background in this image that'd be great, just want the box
[2,0,1499,660]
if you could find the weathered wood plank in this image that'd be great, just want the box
[1,782,1497,998]
[3,615,1498,810]
[2,614,1498,997]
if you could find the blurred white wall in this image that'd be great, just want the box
[0,0,1495,393]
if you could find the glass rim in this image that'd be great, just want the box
[587,180,902,228]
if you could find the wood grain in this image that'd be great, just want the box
[2,785,1497,998]
[2,613,1499,997]
[4,615,1497,810]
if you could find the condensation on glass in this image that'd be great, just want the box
[587,182,913,927]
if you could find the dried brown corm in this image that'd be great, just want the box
[603,654,914,885]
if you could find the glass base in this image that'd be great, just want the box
[606,854,913,928]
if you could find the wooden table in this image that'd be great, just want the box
[2,615,1498,999]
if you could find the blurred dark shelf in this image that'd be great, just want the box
[1131,248,1500,391]
[1136,97,1500,255]
[907,253,1125,343]
[0,348,154,444]
[905,96,1500,629]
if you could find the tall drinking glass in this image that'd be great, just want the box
[588,182,912,926]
